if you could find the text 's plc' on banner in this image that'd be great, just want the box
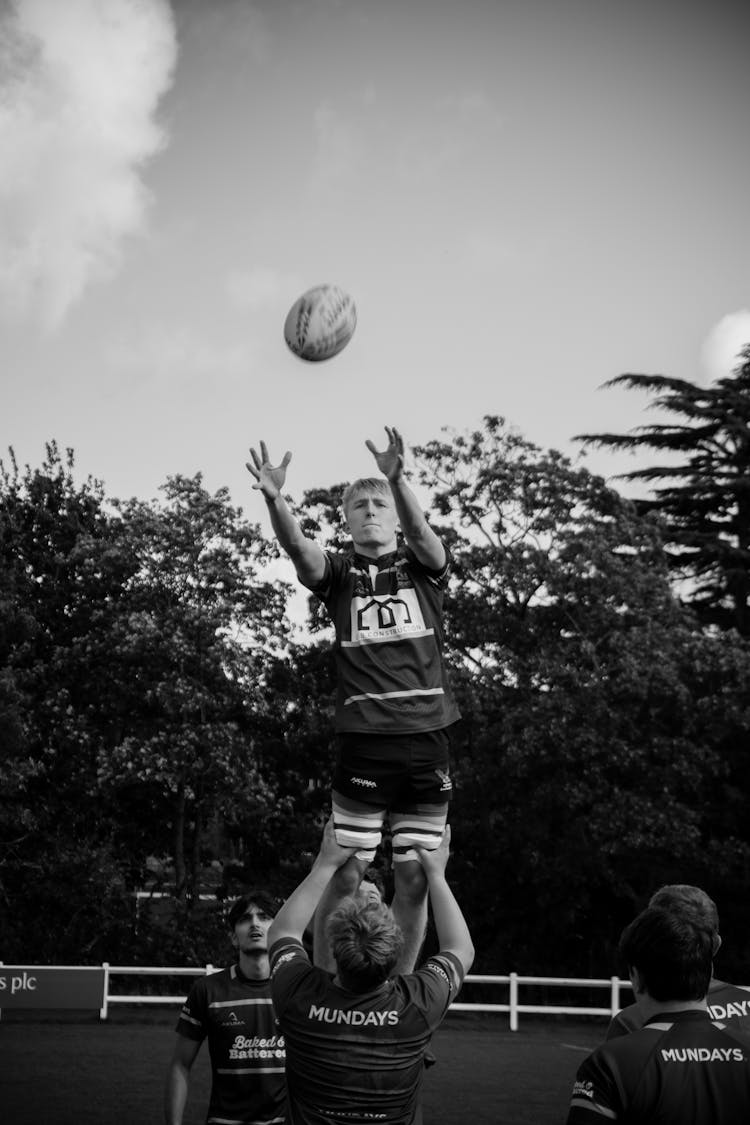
[0,967,106,1009]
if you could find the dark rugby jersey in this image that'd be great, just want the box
[305,543,460,734]
[567,1008,750,1124]
[606,978,750,1040]
[269,937,464,1125]
[176,964,285,1125]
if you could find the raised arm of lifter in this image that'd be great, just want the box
[365,426,445,570]
[246,441,326,587]
[417,826,474,975]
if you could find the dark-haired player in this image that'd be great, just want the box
[607,884,750,1039]
[566,906,750,1124]
[164,892,285,1125]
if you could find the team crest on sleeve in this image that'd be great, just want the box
[271,951,297,976]
[425,959,452,989]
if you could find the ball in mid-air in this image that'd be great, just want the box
[284,284,357,362]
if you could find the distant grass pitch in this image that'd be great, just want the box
[0,1010,604,1124]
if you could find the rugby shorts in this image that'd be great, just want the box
[332,728,452,862]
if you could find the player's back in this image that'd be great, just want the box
[271,942,460,1125]
[605,1010,750,1123]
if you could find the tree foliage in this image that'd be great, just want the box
[575,350,750,634]
[3,427,750,978]
[411,417,750,972]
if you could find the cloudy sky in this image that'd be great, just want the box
[2,0,749,523]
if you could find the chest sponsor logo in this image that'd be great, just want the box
[661,1047,746,1062]
[571,1080,594,1100]
[308,1004,399,1027]
[350,589,427,643]
[229,1033,285,1061]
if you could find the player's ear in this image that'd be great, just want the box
[230,930,238,950]
[712,932,722,955]
[628,965,644,997]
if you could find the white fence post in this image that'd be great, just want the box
[100,962,110,1021]
[509,971,518,1031]
[610,975,620,1017]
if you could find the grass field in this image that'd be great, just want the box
[0,1009,605,1124]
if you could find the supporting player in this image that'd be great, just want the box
[246,426,460,972]
[267,818,473,1125]
[164,892,285,1125]
[566,906,750,1123]
[606,884,750,1038]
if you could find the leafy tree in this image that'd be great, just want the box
[410,417,750,973]
[575,349,750,635]
[0,452,296,958]
[95,474,291,902]
[0,443,137,955]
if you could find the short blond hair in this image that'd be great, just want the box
[326,898,404,990]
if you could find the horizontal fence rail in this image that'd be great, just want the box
[0,962,635,1028]
[97,965,633,1028]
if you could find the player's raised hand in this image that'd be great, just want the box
[246,441,291,499]
[365,426,405,482]
[318,815,357,870]
[415,824,451,878]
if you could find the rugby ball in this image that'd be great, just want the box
[284,284,357,362]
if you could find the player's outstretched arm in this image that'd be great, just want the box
[417,826,474,974]
[365,426,445,570]
[246,440,326,586]
[269,818,357,946]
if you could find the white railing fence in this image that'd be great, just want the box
[99,964,633,1030]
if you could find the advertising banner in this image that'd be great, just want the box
[0,966,106,1009]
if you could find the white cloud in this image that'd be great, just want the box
[0,0,177,329]
[701,310,750,383]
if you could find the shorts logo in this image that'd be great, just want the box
[350,776,377,788]
[572,1080,594,1100]
[435,768,452,792]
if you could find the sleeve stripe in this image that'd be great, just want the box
[208,998,274,1009]
[569,1097,618,1120]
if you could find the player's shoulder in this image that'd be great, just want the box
[191,964,236,1001]
[269,936,309,976]
[606,1001,642,1040]
[710,981,750,1017]
[411,951,465,996]
[401,539,450,582]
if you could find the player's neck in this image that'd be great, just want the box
[238,951,270,981]
[352,537,398,560]
[638,995,708,1021]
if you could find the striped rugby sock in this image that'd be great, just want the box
[332,797,384,856]
[391,814,446,861]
